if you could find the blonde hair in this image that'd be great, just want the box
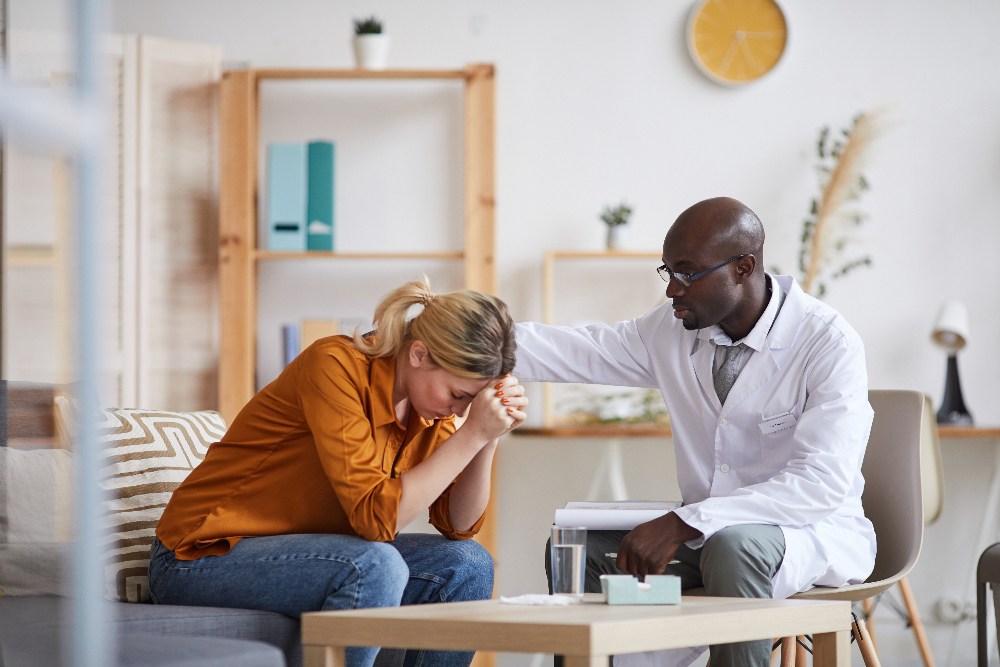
[353,279,516,379]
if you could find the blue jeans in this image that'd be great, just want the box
[148,533,494,667]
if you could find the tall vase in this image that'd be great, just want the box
[606,225,627,251]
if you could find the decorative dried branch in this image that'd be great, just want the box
[800,112,883,297]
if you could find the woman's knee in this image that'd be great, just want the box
[457,540,495,587]
[442,539,494,600]
[362,541,410,594]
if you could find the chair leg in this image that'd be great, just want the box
[795,636,808,667]
[771,639,780,667]
[898,576,936,667]
[863,597,879,654]
[853,616,882,667]
[780,637,796,667]
[979,582,989,667]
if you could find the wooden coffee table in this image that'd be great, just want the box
[302,594,852,667]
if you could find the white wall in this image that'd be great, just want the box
[95,0,1000,421]
[15,1,1000,666]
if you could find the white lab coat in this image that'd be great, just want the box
[516,275,876,653]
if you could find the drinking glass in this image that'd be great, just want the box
[550,526,587,597]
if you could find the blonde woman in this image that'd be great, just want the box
[151,281,525,667]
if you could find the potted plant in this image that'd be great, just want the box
[353,16,389,70]
[600,202,632,251]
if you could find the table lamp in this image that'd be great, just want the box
[932,301,973,425]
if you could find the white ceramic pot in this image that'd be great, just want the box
[606,225,628,251]
[353,34,390,70]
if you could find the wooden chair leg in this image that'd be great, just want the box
[780,637,796,667]
[771,638,780,667]
[863,597,879,654]
[853,616,882,667]
[795,636,808,667]
[898,576,936,667]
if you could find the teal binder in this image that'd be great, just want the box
[306,141,335,251]
[267,143,307,251]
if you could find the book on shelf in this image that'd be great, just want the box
[554,500,682,530]
[266,143,307,251]
[282,324,299,367]
[301,319,340,350]
[306,141,335,251]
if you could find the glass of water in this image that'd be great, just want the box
[551,526,587,597]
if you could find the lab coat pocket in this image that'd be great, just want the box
[759,410,797,466]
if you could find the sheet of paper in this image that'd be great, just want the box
[555,501,681,530]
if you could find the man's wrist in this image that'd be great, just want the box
[667,511,702,543]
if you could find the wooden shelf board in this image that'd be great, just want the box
[548,250,663,260]
[937,426,1000,439]
[252,68,469,81]
[7,245,56,267]
[514,425,672,438]
[255,250,464,261]
[515,424,1000,440]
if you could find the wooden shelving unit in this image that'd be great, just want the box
[254,250,465,261]
[217,65,496,423]
[515,424,1000,440]
[7,245,56,267]
[937,426,1000,439]
[217,68,497,634]
[541,250,664,426]
[515,425,672,438]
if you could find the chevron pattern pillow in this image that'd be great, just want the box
[97,408,226,603]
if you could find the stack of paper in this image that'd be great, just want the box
[554,500,682,530]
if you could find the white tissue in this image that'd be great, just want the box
[499,594,583,606]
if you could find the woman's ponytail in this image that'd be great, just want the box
[352,279,434,359]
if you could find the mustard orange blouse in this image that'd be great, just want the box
[156,336,482,560]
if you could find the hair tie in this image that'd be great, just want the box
[420,291,436,306]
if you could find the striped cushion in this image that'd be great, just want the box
[98,408,225,603]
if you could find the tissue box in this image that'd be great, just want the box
[600,574,681,605]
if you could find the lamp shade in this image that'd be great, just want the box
[932,301,969,352]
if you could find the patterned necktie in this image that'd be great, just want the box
[714,343,747,406]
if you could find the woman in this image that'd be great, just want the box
[150,280,526,667]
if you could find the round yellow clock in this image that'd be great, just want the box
[687,0,788,86]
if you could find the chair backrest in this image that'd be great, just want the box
[920,394,945,526]
[862,390,926,584]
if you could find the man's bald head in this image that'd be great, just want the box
[660,198,770,338]
[665,197,764,264]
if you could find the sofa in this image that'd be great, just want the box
[0,382,401,667]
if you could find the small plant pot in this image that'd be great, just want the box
[353,34,390,70]
[606,225,628,251]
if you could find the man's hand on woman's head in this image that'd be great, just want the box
[461,374,528,444]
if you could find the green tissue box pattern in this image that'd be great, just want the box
[600,574,681,605]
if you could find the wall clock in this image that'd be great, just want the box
[686,0,788,86]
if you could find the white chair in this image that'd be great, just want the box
[848,394,941,667]
[780,389,927,667]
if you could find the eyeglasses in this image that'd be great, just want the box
[657,254,748,287]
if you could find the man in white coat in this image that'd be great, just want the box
[519,198,876,667]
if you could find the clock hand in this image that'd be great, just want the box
[739,38,763,76]
[716,37,741,78]
[742,31,784,39]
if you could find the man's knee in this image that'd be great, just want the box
[700,525,784,599]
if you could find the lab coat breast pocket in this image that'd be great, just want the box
[759,408,799,469]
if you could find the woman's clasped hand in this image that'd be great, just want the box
[462,374,528,443]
